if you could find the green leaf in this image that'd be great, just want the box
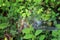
[0,0,3,5]
[0,23,8,29]
[51,38,57,40]
[35,30,42,36]
[57,2,60,4]
[25,9,31,17]
[39,35,45,40]
[41,14,50,21]
[16,0,23,2]
[22,13,26,18]
[29,25,34,31]
[10,30,17,37]
[27,0,31,2]
[22,25,34,34]
[51,0,55,2]
[37,8,43,14]
[58,8,60,11]
[56,24,60,28]
[22,28,31,34]
[34,0,42,4]
[45,0,49,3]
[23,34,34,39]
[52,30,60,37]
[44,14,50,21]
[52,30,58,37]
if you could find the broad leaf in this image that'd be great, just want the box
[23,34,34,39]
[52,30,58,37]
[56,24,60,29]
[39,35,45,40]
[35,30,42,36]
[0,23,8,29]
[22,28,31,34]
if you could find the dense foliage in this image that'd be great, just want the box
[0,0,60,40]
